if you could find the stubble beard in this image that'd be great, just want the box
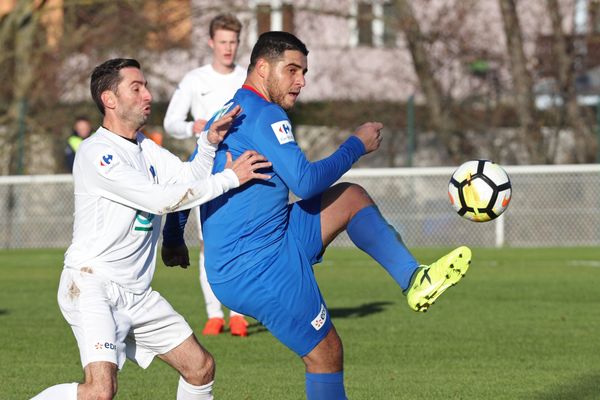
[117,106,148,132]
[266,75,294,111]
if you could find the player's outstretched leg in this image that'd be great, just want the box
[344,203,419,290]
[405,246,471,312]
[321,184,470,313]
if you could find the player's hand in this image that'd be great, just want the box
[207,105,242,144]
[193,119,208,134]
[161,243,190,269]
[353,122,384,154]
[226,150,272,185]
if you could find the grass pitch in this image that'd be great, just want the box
[2,247,600,399]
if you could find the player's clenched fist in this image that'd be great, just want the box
[353,121,384,154]
[161,243,190,269]
[226,150,272,185]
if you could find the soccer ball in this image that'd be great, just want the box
[448,160,512,222]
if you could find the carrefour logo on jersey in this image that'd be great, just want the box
[96,153,119,175]
[271,120,294,145]
[100,154,113,166]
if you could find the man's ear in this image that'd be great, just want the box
[255,58,270,79]
[101,90,116,111]
[208,38,215,50]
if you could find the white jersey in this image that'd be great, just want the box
[163,64,246,139]
[64,126,238,293]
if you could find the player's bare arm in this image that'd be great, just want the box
[206,105,242,144]
[352,122,384,154]
[226,150,272,185]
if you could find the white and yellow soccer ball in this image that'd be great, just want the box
[448,160,512,222]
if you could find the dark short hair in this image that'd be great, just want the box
[248,31,308,73]
[209,13,242,38]
[90,58,140,115]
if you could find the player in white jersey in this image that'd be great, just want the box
[162,14,249,337]
[31,58,270,400]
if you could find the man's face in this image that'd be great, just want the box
[265,50,307,110]
[209,29,240,69]
[113,67,152,130]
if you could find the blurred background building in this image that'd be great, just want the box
[1,0,600,174]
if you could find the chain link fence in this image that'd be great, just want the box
[1,164,599,250]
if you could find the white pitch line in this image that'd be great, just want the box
[567,260,600,267]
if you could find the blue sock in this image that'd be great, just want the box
[305,371,346,400]
[346,205,419,291]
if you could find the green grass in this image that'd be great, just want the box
[2,247,600,399]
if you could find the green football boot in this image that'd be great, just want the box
[405,246,472,312]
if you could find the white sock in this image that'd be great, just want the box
[177,377,214,400]
[30,383,78,400]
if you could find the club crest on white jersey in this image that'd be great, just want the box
[311,304,327,331]
[271,120,294,145]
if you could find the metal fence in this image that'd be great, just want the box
[1,164,599,249]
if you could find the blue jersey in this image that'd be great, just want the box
[200,87,365,283]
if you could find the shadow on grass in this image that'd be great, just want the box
[236,302,393,336]
[531,373,600,400]
[241,322,269,336]
[0,309,8,316]
[329,301,393,319]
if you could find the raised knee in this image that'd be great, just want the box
[337,182,371,199]
[330,182,373,204]
[349,183,371,202]
[182,352,215,386]
[334,183,374,212]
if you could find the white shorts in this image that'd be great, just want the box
[57,268,193,370]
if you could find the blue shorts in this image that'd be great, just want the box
[211,195,331,356]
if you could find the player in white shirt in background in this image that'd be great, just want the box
[31,58,270,400]
[162,14,249,337]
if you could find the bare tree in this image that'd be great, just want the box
[546,0,596,162]
[393,0,466,163]
[0,0,45,175]
[498,0,546,163]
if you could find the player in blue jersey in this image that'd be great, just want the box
[162,31,472,400]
